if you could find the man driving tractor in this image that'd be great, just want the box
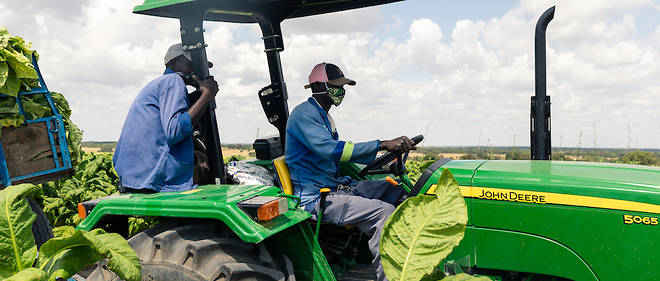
[285,62,416,281]
[113,43,218,193]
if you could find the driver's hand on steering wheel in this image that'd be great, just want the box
[379,136,416,152]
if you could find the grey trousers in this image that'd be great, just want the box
[307,180,405,281]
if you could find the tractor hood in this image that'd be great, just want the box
[134,0,403,23]
[469,160,660,210]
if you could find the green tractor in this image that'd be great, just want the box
[77,1,660,281]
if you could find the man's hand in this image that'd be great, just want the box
[380,136,416,152]
[188,76,218,126]
[194,75,219,97]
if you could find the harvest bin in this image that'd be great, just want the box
[0,55,74,187]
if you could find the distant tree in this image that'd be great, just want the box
[506,150,531,160]
[460,154,477,160]
[551,153,572,161]
[421,153,438,161]
[99,146,113,152]
[583,154,602,162]
[621,150,658,166]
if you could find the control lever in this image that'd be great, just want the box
[315,188,331,239]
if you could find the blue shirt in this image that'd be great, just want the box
[113,69,194,192]
[285,97,380,206]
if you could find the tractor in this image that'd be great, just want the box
[76,1,660,281]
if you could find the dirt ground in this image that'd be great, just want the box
[223,147,253,157]
[82,147,101,153]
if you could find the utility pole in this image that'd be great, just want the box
[573,130,583,160]
[627,122,632,150]
[477,131,482,151]
[513,134,517,149]
[593,122,598,148]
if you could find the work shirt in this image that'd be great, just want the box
[113,68,194,192]
[285,97,380,206]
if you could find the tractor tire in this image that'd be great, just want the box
[28,197,53,248]
[86,221,294,281]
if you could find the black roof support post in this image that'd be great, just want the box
[531,6,555,160]
[180,12,227,183]
[254,14,290,152]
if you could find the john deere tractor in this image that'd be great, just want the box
[77,1,660,281]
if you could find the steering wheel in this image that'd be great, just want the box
[357,135,424,178]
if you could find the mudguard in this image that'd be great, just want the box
[76,184,310,243]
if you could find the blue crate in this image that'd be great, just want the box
[0,54,74,187]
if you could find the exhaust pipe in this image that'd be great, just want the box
[531,6,555,160]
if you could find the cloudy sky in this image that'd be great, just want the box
[1,0,659,148]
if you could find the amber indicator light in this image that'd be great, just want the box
[77,203,87,219]
[238,196,288,222]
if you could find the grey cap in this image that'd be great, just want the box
[164,43,192,65]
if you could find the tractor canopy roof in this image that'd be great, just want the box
[133,0,402,23]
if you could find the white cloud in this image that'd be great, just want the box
[0,0,657,148]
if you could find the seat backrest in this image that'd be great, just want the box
[273,156,294,195]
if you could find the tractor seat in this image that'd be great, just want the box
[273,156,355,230]
[273,156,294,196]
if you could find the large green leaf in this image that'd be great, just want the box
[50,92,71,117]
[8,36,37,60]
[0,47,37,80]
[0,184,39,278]
[20,96,51,120]
[0,27,9,49]
[85,229,141,281]
[52,226,76,238]
[38,230,99,279]
[3,267,47,281]
[0,27,38,96]
[36,229,140,281]
[0,67,19,97]
[0,61,8,88]
[380,169,468,281]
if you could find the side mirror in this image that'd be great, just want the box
[258,83,288,130]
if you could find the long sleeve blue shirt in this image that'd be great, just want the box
[113,69,195,192]
[285,97,380,206]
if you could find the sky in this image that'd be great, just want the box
[1,0,659,148]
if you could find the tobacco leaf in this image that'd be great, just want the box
[380,169,468,281]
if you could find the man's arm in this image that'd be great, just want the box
[291,111,379,164]
[159,77,194,145]
[187,76,219,125]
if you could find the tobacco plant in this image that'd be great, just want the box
[0,184,140,281]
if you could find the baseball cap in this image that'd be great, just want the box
[164,43,214,68]
[164,43,192,65]
[304,63,356,89]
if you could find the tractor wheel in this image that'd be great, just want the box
[86,221,294,281]
[28,197,53,248]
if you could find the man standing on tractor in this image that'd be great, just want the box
[285,62,415,281]
[113,43,218,193]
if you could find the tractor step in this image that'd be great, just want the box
[337,264,376,281]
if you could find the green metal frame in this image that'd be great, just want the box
[77,184,310,243]
[133,0,403,23]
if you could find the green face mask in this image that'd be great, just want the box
[327,86,346,106]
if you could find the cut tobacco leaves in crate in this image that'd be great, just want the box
[0,26,82,187]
